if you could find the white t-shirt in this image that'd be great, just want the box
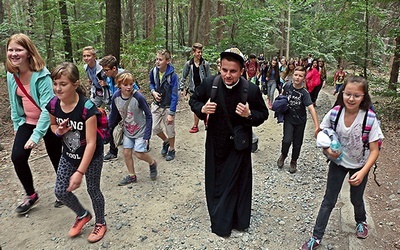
[320,108,383,169]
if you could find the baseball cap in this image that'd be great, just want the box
[220,48,245,67]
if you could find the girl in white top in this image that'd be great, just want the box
[302,76,384,250]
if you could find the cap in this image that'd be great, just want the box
[249,53,256,59]
[220,48,245,67]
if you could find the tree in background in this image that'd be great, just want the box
[105,0,121,62]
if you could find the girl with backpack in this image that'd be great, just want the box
[46,62,107,243]
[302,76,384,250]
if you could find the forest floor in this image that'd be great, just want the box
[0,81,399,249]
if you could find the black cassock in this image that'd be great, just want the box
[190,76,268,237]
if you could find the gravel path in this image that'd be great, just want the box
[0,88,381,249]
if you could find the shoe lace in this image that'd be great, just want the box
[308,237,319,249]
[92,224,103,235]
[356,223,365,233]
[20,197,31,206]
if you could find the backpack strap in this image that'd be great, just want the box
[82,99,96,120]
[49,96,59,115]
[210,75,220,102]
[362,108,381,186]
[240,77,249,104]
[330,105,343,130]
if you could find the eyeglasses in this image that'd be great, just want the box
[343,92,364,100]
[103,68,111,73]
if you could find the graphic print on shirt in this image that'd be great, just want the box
[64,130,81,153]
[337,122,365,163]
[125,111,140,135]
[287,89,303,119]
[55,117,85,159]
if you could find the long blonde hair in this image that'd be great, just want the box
[6,33,45,73]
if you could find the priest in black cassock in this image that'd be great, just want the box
[189,48,269,237]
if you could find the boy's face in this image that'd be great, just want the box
[292,70,305,87]
[83,50,96,66]
[120,81,134,96]
[102,66,117,78]
[156,54,170,72]
[193,49,202,61]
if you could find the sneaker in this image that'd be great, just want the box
[277,154,286,168]
[289,160,297,173]
[118,175,137,186]
[189,126,199,133]
[149,160,158,180]
[69,211,92,237]
[356,222,368,239]
[104,152,117,162]
[54,199,64,208]
[166,150,175,161]
[302,237,321,250]
[15,193,39,214]
[161,141,170,157]
[88,223,107,243]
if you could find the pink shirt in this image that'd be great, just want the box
[16,84,41,125]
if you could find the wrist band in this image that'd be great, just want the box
[55,129,63,137]
[76,169,85,175]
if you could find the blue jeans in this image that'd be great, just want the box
[312,161,369,239]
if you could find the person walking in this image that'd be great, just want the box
[47,62,107,243]
[149,49,179,161]
[6,33,63,214]
[189,48,269,237]
[302,76,383,249]
[276,66,320,173]
[180,43,211,133]
[108,71,158,185]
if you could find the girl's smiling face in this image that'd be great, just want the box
[7,41,29,68]
[342,82,365,112]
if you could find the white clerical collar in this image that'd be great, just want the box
[224,79,240,89]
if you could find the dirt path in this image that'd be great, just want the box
[0,87,399,249]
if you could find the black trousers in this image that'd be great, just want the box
[12,123,62,196]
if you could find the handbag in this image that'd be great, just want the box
[14,74,41,110]
[113,92,134,146]
[232,125,250,151]
[113,121,124,146]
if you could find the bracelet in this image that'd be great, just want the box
[55,129,63,137]
[76,169,85,175]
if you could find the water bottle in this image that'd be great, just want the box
[330,140,343,160]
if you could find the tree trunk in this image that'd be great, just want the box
[27,0,34,36]
[177,3,185,46]
[58,0,73,62]
[165,0,169,50]
[0,0,6,66]
[105,0,121,62]
[144,0,156,42]
[216,1,224,43]
[128,0,134,43]
[188,0,196,45]
[202,0,210,45]
[389,36,400,90]
[43,0,55,67]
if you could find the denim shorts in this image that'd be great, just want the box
[123,135,147,152]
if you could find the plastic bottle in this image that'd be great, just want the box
[330,140,343,160]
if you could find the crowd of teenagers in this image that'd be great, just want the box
[6,33,384,249]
